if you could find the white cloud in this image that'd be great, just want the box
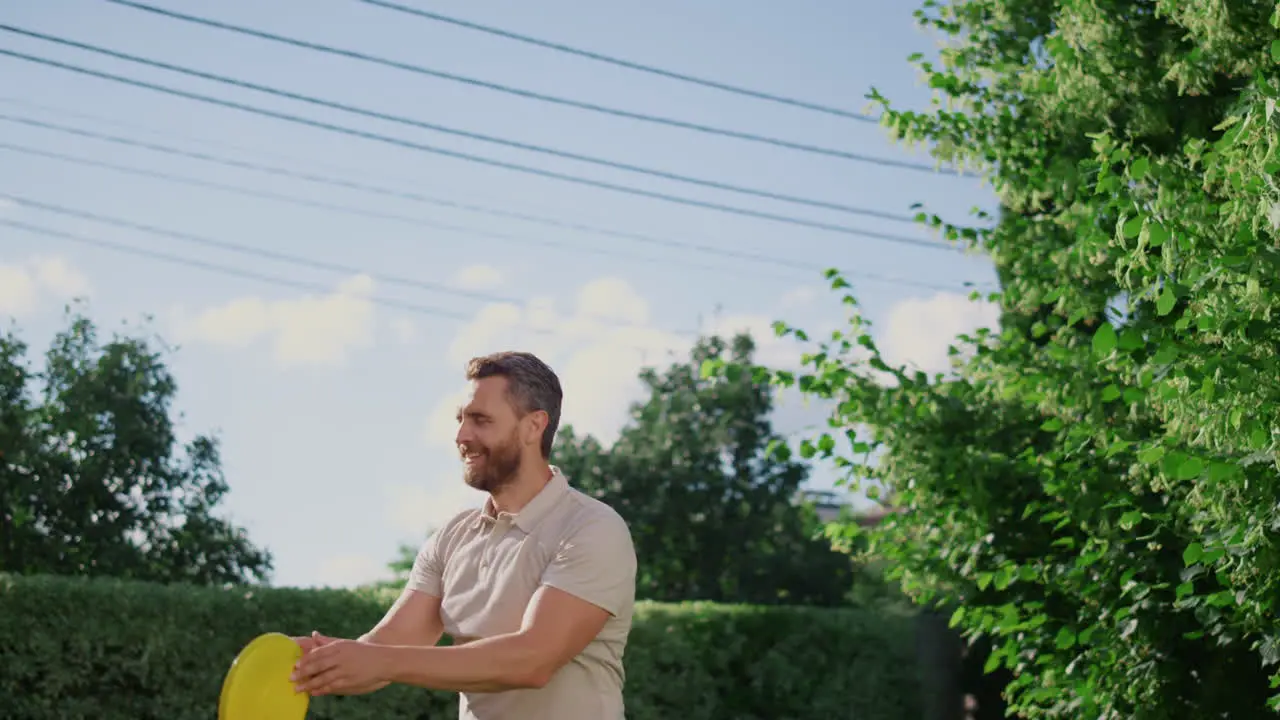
[312,552,388,589]
[424,276,806,448]
[171,274,377,368]
[453,263,504,290]
[779,285,820,310]
[390,317,417,345]
[881,291,1000,375]
[383,477,484,539]
[32,257,92,298]
[0,265,37,317]
[0,255,91,317]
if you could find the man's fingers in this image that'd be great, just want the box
[297,665,339,696]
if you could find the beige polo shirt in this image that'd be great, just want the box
[407,467,637,720]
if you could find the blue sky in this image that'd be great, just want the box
[0,0,998,589]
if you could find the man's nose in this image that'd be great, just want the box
[455,421,474,446]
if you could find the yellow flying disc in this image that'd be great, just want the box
[217,632,310,720]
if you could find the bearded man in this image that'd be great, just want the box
[290,351,638,720]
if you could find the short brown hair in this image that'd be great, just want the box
[465,351,563,458]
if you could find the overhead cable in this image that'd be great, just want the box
[0,114,959,289]
[0,48,948,245]
[100,0,949,172]
[0,191,699,334]
[0,27,916,224]
[356,0,878,123]
[1,218,716,352]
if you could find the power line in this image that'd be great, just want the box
[0,141,762,280]
[100,0,948,174]
[1,218,714,351]
[0,47,946,245]
[0,113,958,290]
[0,27,913,224]
[357,0,878,123]
[0,191,696,334]
[0,114,771,276]
[1,192,514,306]
[0,217,473,321]
[0,96,442,183]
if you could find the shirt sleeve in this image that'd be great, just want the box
[540,512,637,617]
[405,527,446,597]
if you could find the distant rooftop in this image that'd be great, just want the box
[797,489,899,526]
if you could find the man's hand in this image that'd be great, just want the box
[291,632,391,697]
[290,634,321,654]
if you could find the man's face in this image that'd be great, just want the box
[455,376,527,493]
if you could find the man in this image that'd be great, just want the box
[290,351,638,719]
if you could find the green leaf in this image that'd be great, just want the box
[1147,222,1170,247]
[1041,417,1063,431]
[1272,39,1280,63]
[1183,542,1205,566]
[1152,343,1178,365]
[1118,329,1144,351]
[1092,324,1117,356]
[1119,510,1143,530]
[1251,424,1269,449]
[1137,445,1166,464]
[1130,156,1149,179]
[699,359,724,379]
[1101,384,1122,401]
[1122,215,1144,238]
[1177,456,1205,480]
[1105,439,1131,458]
[1208,462,1237,483]
[816,433,835,454]
[1055,627,1077,650]
[1156,286,1176,316]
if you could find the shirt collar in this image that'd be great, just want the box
[475,466,569,533]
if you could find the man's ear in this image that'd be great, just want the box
[522,409,549,449]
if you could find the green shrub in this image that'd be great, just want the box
[0,574,920,720]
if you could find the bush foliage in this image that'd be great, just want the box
[706,0,1280,717]
[0,574,920,720]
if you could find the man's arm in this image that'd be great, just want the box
[360,585,445,646]
[292,532,448,694]
[379,584,611,692]
[375,512,636,693]
[364,528,449,646]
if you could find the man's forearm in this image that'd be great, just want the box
[351,627,441,694]
[375,633,550,694]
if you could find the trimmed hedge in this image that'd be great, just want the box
[0,574,920,719]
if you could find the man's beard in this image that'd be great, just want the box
[462,430,523,493]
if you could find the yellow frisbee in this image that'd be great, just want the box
[217,632,310,720]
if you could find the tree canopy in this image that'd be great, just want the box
[711,0,1280,716]
[0,309,272,586]
[555,333,856,607]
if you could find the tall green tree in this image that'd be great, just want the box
[555,333,854,607]
[370,534,434,592]
[0,309,272,585]
[711,0,1280,717]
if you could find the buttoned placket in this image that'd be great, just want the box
[480,512,514,570]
